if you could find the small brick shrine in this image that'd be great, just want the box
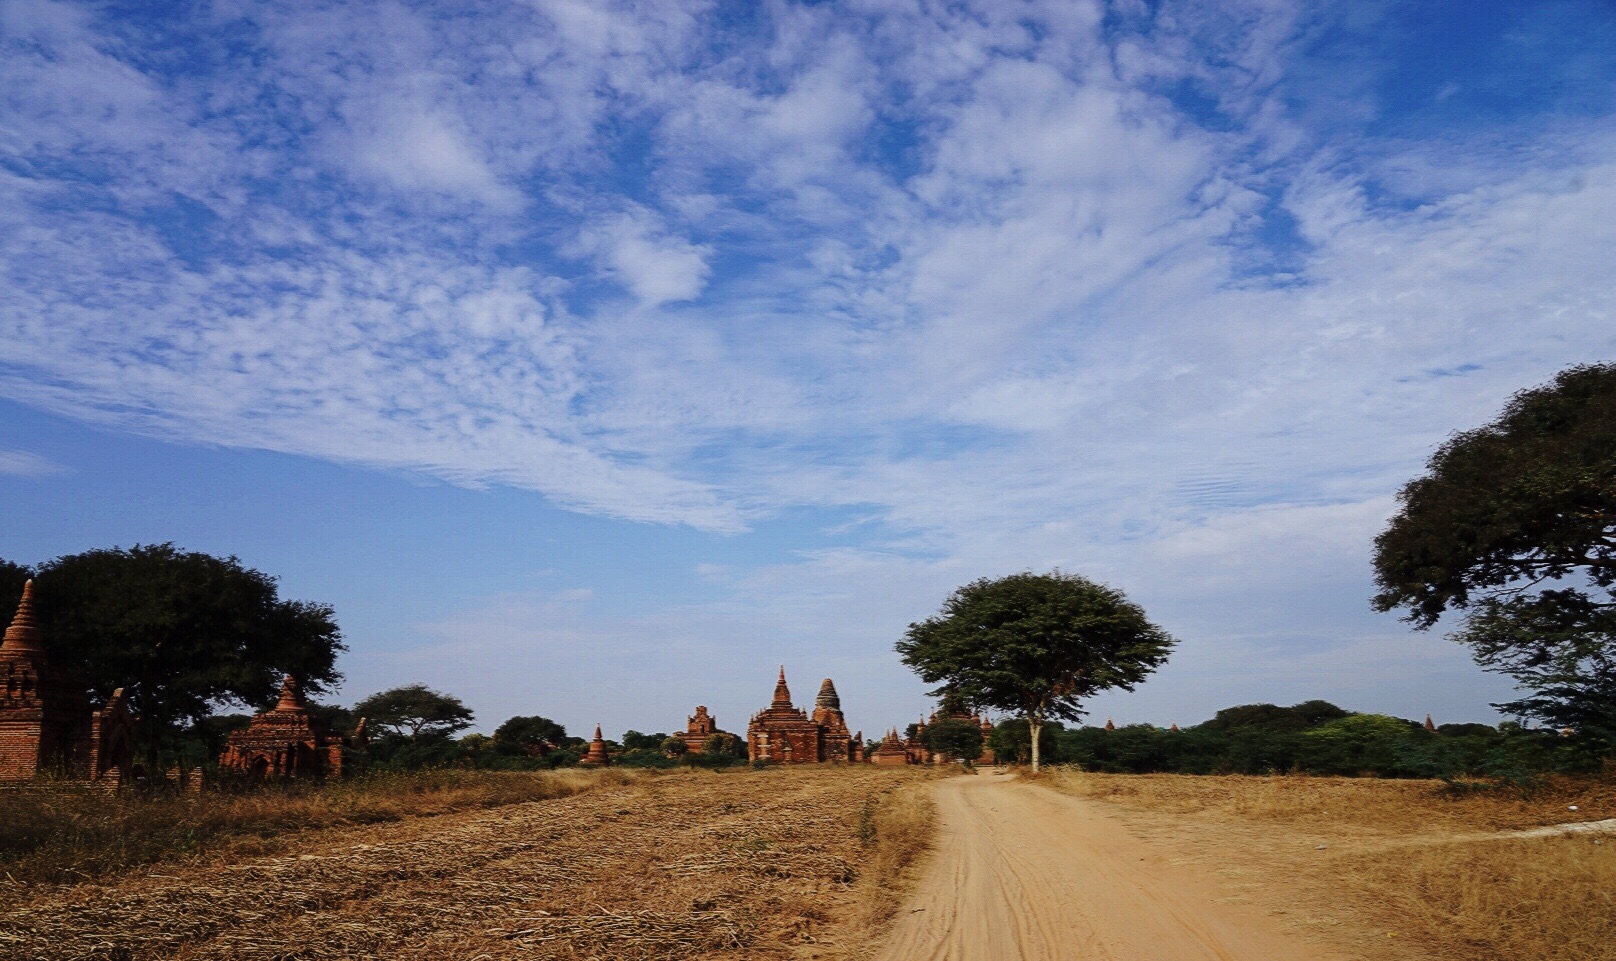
[218,675,366,779]
[579,724,610,765]
[871,728,910,766]
[0,580,135,784]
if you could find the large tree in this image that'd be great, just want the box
[1372,363,1616,747]
[1,544,343,766]
[352,684,474,740]
[897,571,1175,770]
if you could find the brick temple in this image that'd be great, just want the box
[0,580,135,784]
[871,728,910,766]
[746,668,864,764]
[218,675,366,779]
[879,702,998,766]
[679,705,738,754]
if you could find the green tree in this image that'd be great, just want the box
[1,544,343,767]
[661,735,689,756]
[493,715,567,755]
[621,730,669,751]
[1297,714,1428,776]
[703,732,742,758]
[923,716,984,764]
[352,684,474,740]
[989,718,1062,766]
[897,571,1176,770]
[1372,364,1616,749]
[0,559,28,603]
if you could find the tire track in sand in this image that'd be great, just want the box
[872,771,1351,961]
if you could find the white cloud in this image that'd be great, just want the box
[350,108,517,205]
[576,209,712,306]
[0,449,66,478]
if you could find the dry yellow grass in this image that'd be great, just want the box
[1,765,935,960]
[837,772,938,941]
[1045,769,1616,961]
[0,767,638,887]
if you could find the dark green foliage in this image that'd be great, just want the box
[1198,700,1350,733]
[0,558,29,604]
[897,571,1175,769]
[492,715,567,755]
[615,748,679,768]
[661,736,688,756]
[367,731,467,769]
[352,684,474,741]
[922,717,984,763]
[1049,701,1592,779]
[1373,363,1616,751]
[620,730,669,751]
[988,718,1063,765]
[169,713,255,771]
[688,732,746,767]
[1,544,343,767]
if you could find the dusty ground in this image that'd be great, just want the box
[1045,771,1616,961]
[0,766,930,961]
[874,770,1352,961]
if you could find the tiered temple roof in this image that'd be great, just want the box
[219,675,364,779]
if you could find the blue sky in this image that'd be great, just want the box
[2,0,1613,738]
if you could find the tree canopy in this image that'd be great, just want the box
[493,715,568,754]
[1372,363,1616,747]
[1,544,343,764]
[352,684,474,740]
[922,716,984,764]
[897,571,1175,770]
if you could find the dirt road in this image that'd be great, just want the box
[873,771,1348,961]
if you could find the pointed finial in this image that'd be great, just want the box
[1424,714,1436,732]
[594,723,604,740]
[274,674,308,711]
[2,579,44,654]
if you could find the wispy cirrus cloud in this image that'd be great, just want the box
[0,449,66,478]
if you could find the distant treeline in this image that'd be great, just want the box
[988,701,1606,780]
[170,709,748,774]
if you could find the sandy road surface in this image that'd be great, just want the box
[874,771,1349,961]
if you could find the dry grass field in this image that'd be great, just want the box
[0,765,935,961]
[1045,769,1616,961]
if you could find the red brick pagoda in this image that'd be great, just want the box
[746,668,863,763]
[218,675,365,779]
[0,580,135,784]
[579,724,611,765]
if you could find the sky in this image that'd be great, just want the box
[2,0,1614,739]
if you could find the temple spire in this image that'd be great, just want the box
[1,580,44,655]
[771,666,793,709]
[815,677,841,711]
[274,675,308,711]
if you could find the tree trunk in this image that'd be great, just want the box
[1028,715,1043,772]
